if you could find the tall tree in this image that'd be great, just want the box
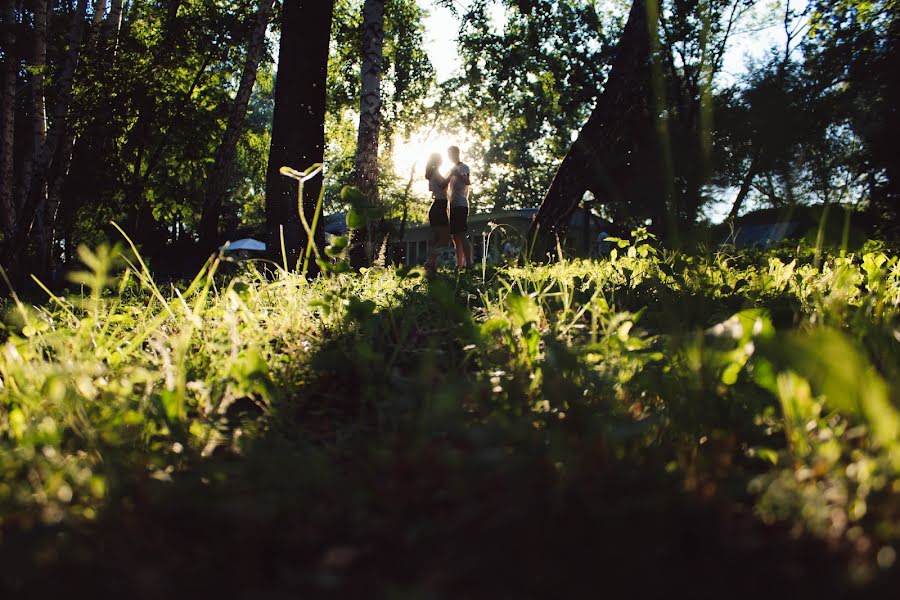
[322,0,434,218]
[199,0,275,248]
[804,0,900,232]
[528,0,656,257]
[527,0,753,253]
[33,0,56,277]
[349,0,385,268]
[448,0,611,213]
[265,0,335,272]
[354,0,385,202]
[31,0,48,198]
[93,0,107,24]
[723,0,806,220]
[0,0,16,240]
[2,0,88,275]
[102,0,124,49]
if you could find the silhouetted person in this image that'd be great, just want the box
[447,145,472,268]
[424,153,452,271]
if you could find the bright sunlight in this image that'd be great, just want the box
[391,128,478,200]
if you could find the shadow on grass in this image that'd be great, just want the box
[0,272,893,599]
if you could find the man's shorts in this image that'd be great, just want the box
[450,206,468,234]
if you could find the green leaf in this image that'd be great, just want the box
[346,208,366,230]
[754,447,779,465]
[761,329,900,447]
[325,235,349,257]
[507,294,540,329]
[340,186,367,208]
[480,317,510,337]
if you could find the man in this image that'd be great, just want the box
[447,145,473,268]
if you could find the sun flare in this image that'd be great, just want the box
[391,129,476,198]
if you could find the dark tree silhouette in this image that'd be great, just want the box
[528,0,661,259]
[199,0,275,249]
[264,0,335,272]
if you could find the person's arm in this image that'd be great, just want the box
[454,165,471,186]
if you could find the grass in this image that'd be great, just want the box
[1,230,899,597]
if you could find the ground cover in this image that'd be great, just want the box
[1,231,899,597]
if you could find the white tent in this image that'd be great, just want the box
[220,238,266,252]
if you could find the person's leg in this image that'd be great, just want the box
[427,202,449,270]
[437,227,452,265]
[429,226,450,269]
[457,206,472,267]
[449,207,463,268]
[453,234,466,268]
[426,231,437,270]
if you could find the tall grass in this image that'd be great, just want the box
[1,229,899,587]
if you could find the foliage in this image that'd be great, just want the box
[441,0,615,211]
[324,0,436,216]
[65,0,275,245]
[1,234,900,593]
[803,0,900,232]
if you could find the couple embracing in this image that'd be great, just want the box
[424,145,472,271]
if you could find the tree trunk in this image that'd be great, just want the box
[0,0,16,240]
[93,0,107,24]
[349,0,385,268]
[354,0,384,203]
[727,3,796,225]
[103,0,123,50]
[30,0,54,280]
[28,0,49,234]
[37,111,79,280]
[527,0,654,260]
[264,0,334,273]
[5,0,88,272]
[727,149,760,220]
[32,0,48,149]
[199,0,275,248]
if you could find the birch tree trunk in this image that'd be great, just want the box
[354,0,384,202]
[199,0,275,248]
[102,0,123,52]
[0,0,16,240]
[93,0,107,25]
[264,0,335,273]
[349,0,384,268]
[3,0,87,270]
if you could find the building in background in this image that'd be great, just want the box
[325,208,615,266]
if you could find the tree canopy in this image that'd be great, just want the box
[0,0,896,279]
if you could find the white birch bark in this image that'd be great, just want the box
[103,0,123,52]
[93,0,107,25]
[349,0,385,267]
[354,0,384,203]
[12,0,87,249]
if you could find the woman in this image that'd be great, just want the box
[424,153,451,271]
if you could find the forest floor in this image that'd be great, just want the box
[2,234,900,598]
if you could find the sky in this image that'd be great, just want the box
[417,0,799,85]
